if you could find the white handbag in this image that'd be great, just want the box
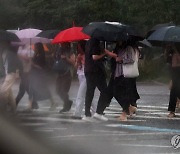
[122,49,139,78]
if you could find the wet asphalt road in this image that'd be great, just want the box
[4,80,180,154]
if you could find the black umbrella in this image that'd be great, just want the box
[0,30,20,42]
[146,22,175,38]
[82,22,132,42]
[138,39,152,48]
[147,26,180,46]
[36,30,60,39]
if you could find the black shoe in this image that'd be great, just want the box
[71,116,82,120]
[59,108,70,113]
[32,102,39,109]
[67,100,73,109]
[32,104,39,109]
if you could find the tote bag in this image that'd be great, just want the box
[122,49,139,78]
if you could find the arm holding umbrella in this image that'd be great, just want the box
[104,49,118,59]
[61,53,76,66]
[92,52,106,61]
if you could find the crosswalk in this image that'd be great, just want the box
[106,104,180,121]
[16,103,180,128]
[14,103,180,153]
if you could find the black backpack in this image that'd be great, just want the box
[53,48,70,74]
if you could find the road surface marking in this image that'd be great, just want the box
[49,132,174,139]
[21,123,47,126]
[115,143,172,148]
[20,117,84,123]
[106,124,180,133]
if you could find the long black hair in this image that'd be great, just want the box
[33,43,46,68]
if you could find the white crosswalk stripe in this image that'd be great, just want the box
[16,103,180,133]
[105,104,180,121]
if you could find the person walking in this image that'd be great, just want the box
[27,43,57,111]
[166,45,180,118]
[128,41,140,112]
[83,38,109,121]
[54,42,75,113]
[73,41,97,119]
[15,45,39,109]
[99,41,139,121]
[0,42,22,112]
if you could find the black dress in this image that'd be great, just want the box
[29,54,51,101]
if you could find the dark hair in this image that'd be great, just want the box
[114,41,127,53]
[34,43,45,56]
[33,43,46,67]
[77,40,86,54]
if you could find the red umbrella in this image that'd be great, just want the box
[52,27,90,44]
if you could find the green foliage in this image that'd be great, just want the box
[0,0,179,81]
[0,0,26,29]
[0,0,179,31]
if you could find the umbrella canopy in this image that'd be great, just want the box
[36,30,60,39]
[82,21,141,42]
[147,26,180,46]
[138,39,152,48]
[106,21,144,42]
[105,22,141,36]
[146,22,175,38]
[0,30,20,42]
[82,22,127,42]
[52,27,90,44]
[16,28,50,44]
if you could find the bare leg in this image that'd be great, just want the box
[118,112,128,121]
[25,100,33,112]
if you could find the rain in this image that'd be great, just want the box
[0,1,180,154]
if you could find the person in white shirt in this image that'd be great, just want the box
[73,41,97,119]
[15,45,39,109]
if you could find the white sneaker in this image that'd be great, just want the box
[82,116,94,122]
[93,113,108,121]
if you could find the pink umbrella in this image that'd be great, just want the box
[16,28,51,44]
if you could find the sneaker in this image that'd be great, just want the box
[49,103,58,111]
[167,112,176,118]
[32,104,39,109]
[82,116,94,122]
[93,113,108,121]
[23,108,33,113]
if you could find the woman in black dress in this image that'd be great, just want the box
[28,43,57,111]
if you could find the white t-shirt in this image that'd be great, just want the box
[77,65,85,76]
[18,45,34,73]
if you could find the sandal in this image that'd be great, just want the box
[118,112,128,121]
[167,112,176,118]
[129,105,137,116]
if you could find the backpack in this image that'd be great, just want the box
[53,48,70,74]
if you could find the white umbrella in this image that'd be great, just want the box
[16,28,51,44]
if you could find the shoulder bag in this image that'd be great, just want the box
[122,49,139,78]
